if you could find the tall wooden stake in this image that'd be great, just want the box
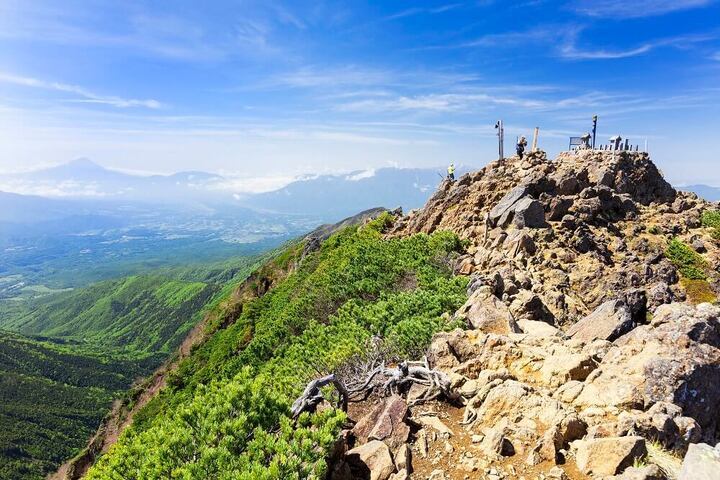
[531,127,539,152]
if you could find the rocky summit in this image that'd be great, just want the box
[329,150,720,480]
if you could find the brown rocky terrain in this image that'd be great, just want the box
[329,150,720,480]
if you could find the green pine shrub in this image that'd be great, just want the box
[87,217,468,479]
[665,238,708,280]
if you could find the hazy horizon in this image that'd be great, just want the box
[2,1,720,187]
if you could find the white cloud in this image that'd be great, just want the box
[345,169,376,181]
[571,0,714,18]
[0,72,162,108]
[559,31,717,60]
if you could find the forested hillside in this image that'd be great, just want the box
[0,255,261,357]
[0,333,153,479]
[0,254,265,479]
[85,214,468,478]
[3,276,216,356]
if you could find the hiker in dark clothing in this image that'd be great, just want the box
[516,136,528,159]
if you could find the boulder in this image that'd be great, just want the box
[547,197,574,221]
[574,436,647,476]
[518,319,561,337]
[509,290,555,324]
[503,230,536,256]
[609,464,665,480]
[679,442,720,480]
[353,396,410,450]
[574,303,720,442]
[394,443,411,473]
[479,425,515,457]
[567,299,636,343]
[457,287,521,334]
[540,352,597,386]
[346,440,396,480]
[512,197,548,228]
[489,185,529,226]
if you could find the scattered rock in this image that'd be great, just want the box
[346,440,396,480]
[415,415,453,437]
[457,287,521,334]
[567,299,636,343]
[574,436,647,476]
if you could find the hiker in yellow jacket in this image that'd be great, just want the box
[447,163,456,181]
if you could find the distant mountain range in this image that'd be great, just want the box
[0,159,470,220]
[683,184,720,202]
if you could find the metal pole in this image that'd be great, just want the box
[532,127,539,152]
[591,115,597,149]
[495,120,504,161]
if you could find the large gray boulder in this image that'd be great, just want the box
[679,442,720,480]
[512,197,548,228]
[567,299,636,343]
[489,185,529,226]
[457,287,521,334]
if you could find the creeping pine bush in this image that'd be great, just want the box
[88,215,468,479]
[666,238,708,280]
[702,210,720,242]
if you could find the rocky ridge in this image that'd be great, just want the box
[329,150,720,479]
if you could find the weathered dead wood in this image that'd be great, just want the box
[346,357,457,406]
[291,373,348,419]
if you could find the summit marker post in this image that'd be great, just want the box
[495,120,504,161]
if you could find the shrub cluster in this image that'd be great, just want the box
[87,215,467,479]
[665,238,708,280]
[701,210,720,242]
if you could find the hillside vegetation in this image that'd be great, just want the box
[86,214,467,479]
[0,254,265,480]
[0,255,262,357]
[0,333,152,480]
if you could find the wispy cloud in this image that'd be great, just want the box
[559,31,717,59]
[443,26,556,49]
[571,0,715,18]
[336,92,547,113]
[380,3,464,22]
[0,72,162,108]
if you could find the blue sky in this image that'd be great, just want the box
[1,0,719,188]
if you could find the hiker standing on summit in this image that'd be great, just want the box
[517,136,528,159]
[447,163,456,181]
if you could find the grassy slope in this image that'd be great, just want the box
[0,254,265,480]
[87,215,469,479]
[0,255,262,357]
[0,333,153,480]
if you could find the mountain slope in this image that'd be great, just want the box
[1,254,263,357]
[82,214,467,479]
[245,167,458,217]
[73,149,720,480]
[2,275,216,355]
[0,333,152,480]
